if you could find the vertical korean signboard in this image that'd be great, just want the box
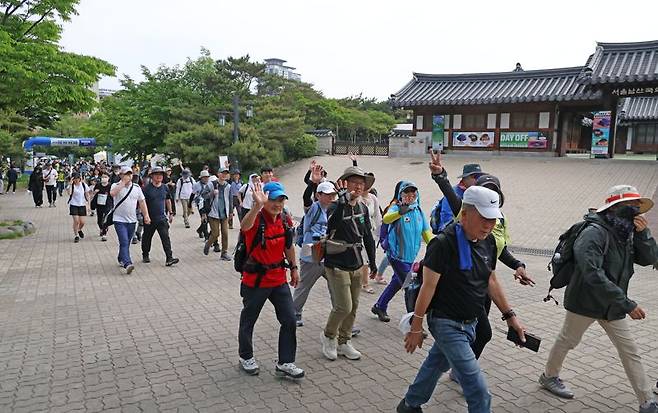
[432,115,444,151]
[591,111,611,156]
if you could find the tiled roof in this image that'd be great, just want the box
[580,40,658,85]
[307,129,334,137]
[391,67,601,107]
[619,97,658,122]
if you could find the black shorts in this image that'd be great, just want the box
[69,205,87,216]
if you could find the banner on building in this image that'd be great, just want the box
[591,111,611,156]
[452,131,494,148]
[432,115,444,151]
[500,132,548,149]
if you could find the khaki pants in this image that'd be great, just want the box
[206,217,228,253]
[324,268,361,345]
[545,310,653,404]
[180,199,191,225]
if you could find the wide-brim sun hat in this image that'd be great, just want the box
[149,166,165,176]
[338,166,375,189]
[596,185,653,214]
[458,163,485,179]
[199,170,211,178]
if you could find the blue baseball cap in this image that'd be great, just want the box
[263,182,288,200]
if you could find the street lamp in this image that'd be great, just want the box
[217,97,255,171]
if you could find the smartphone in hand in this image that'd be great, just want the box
[507,326,541,352]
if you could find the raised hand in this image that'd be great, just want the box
[335,179,356,199]
[429,151,444,175]
[309,160,317,171]
[310,164,324,184]
[349,153,357,163]
[251,182,268,209]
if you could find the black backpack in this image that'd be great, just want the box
[545,220,608,305]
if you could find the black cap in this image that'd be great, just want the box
[476,174,501,191]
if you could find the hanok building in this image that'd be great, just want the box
[390,40,658,157]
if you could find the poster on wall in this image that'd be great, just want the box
[591,111,611,156]
[500,132,548,149]
[432,115,445,151]
[452,131,495,148]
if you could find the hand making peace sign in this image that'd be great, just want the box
[429,150,444,175]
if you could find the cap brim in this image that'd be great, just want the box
[267,191,288,200]
[475,205,503,219]
[596,197,654,214]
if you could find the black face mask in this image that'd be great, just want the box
[615,205,640,221]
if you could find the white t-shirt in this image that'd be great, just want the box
[111,183,145,223]
[69,182,88,207]
[240,183,254,209]
[42,168,57,186]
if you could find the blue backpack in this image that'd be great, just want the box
[294,205,323,247]
[429,199,444,235]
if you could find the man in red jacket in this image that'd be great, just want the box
[238,181,303,378]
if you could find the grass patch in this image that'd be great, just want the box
[0,231,22,240]
[0,220,23,227]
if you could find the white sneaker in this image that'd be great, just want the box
[321,333,337,361]
[275,362,305,379]
[337,341,362,360]
[239,357,259,375]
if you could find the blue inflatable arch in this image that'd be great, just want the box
[23,136,96,150]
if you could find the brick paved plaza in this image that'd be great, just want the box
[0,155,656,412]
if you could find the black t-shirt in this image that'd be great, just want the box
[143,183,169,223]
[423,222,497,320]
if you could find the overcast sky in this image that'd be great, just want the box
[60,0,658,101]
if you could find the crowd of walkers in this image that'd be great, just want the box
[10,152,658,413]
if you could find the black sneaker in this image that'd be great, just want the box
[371,305,391,322]
[131,238,138,245]
[78,230,84,239]
[397,398,423,413]
[74,236,80,243]
[213,244,221,253]
[196,229,204,238]
[166,257,179,267]
[142,256,151,263]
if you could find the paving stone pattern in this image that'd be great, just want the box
[0,155,656,412]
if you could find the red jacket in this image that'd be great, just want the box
[241,211,292,288]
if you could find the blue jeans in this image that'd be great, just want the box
[404,317,491,413]
[115,222,136,266]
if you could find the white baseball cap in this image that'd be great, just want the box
[317,181,336,194]
[462,186,503,219]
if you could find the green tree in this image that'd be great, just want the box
[0,110,29,160]
[0,0,115,127]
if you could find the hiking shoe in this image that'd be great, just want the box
[296,314,304,327]
[337,341,361,360]
[539,373,574,399]
[131,237,138,245]
[213,244,221,253]
[640,401,658,413]
[371,305,390,322]
[185,224,190,228]
[321,334,337,361]
[275,362,305,379]
[124,264,135,275]
[397,398,423,413]
[220,252,232,261]
[196,229,204,238]
[78,230,84,239]
[166,257,179,267]
[142,256,151,263]
[239,357,259,375]
[74,236,80,243]
[351,327,361,337]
